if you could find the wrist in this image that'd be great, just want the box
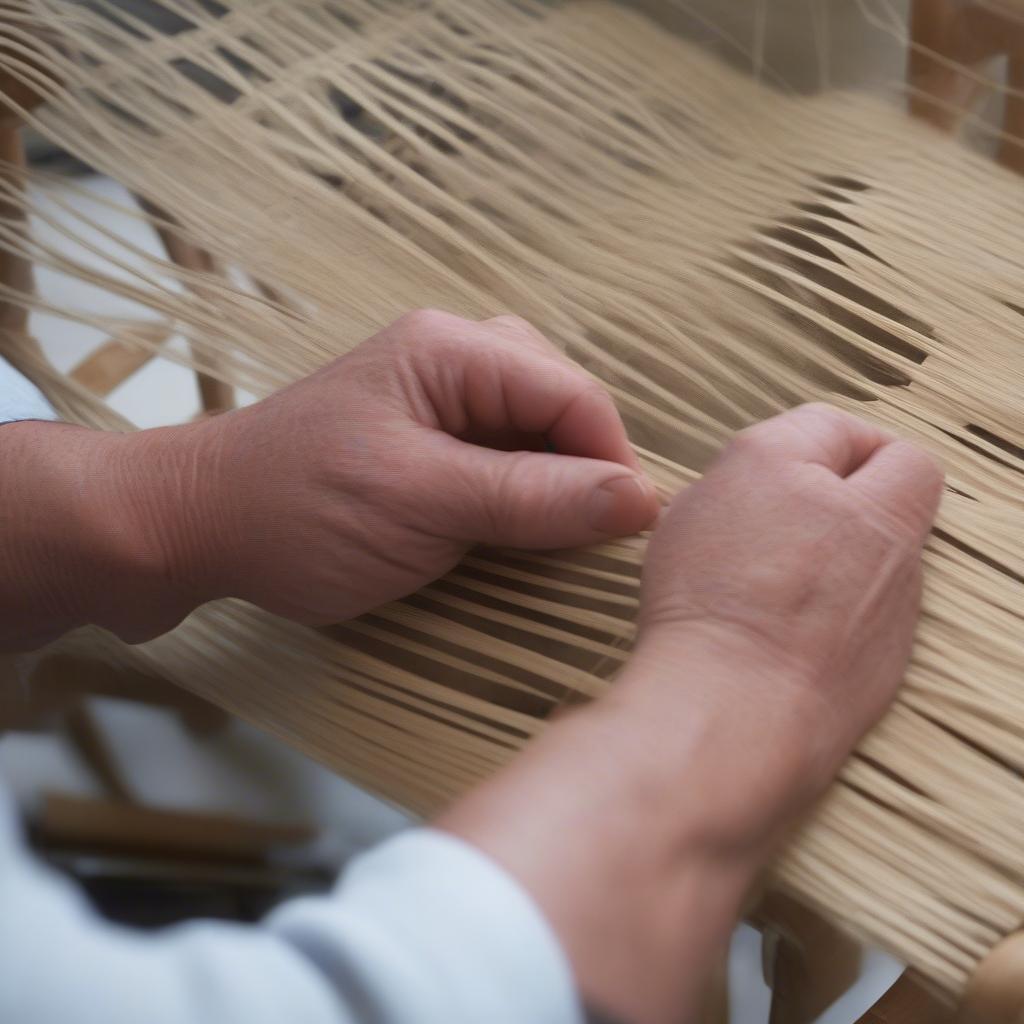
[110,417,233,617]
[617,624,843,841]
[0,419,221,649]
[437,693,771,1024]
[438,628,836,1024]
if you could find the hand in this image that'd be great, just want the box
[176,309,658,625]
[441,404,942,1024]
[628,402,944,826]
[0,310,658,648]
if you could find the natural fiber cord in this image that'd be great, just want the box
[1,0,1023,1001]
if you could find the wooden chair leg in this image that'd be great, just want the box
[698,955,729,1024]
[134,196,234,415]
[758,893,863,1024]
[909,0,1024,177]
[998,56,1024,174]
[0,26,52,350]
[62,701,135,802]
[853,972,952,1024]
[0,121,35,346]
[908,0,964,129]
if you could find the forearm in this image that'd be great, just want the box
[0,420,214,650]
[438,635,828,1024]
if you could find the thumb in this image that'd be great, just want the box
[441,441,660,549]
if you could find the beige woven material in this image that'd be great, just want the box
[2,0,1024,1000]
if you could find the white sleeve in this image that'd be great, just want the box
[0,790,583,1024]
[0,358,58,425]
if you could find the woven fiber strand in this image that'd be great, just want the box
[1,0,1024,999]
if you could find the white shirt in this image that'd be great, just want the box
[0,791,581,1024]
[0,359,58,426]
[0,358,583,1024]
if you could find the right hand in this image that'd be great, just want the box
[440,403,942,1024]
[627,402,944,830]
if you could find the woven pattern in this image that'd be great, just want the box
[3,0,1024,996]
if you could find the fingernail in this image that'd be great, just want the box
[587,474,658,534]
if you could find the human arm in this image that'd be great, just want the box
[0,309,657,650]
[439,403,943,1024]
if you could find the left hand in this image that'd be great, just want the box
[3,309,656,648]
[183,308,658,625]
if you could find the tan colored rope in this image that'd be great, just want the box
[2,0,1024,1003]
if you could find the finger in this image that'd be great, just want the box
[734,403,891,478]
[462,335,642,471]
[545,383,641,470]
[438,437,659,548]
[399,310,642,471]
[846,440,944,542]
[479,314,559,358]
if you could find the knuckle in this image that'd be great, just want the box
[393,307,462,339]
[483,313,557,353]
[574,375,613,406]
[796,401,845,420]
[791,401,856,437]
[892,440,944,487]
[486,313,535,334]
[728,419,777,456]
